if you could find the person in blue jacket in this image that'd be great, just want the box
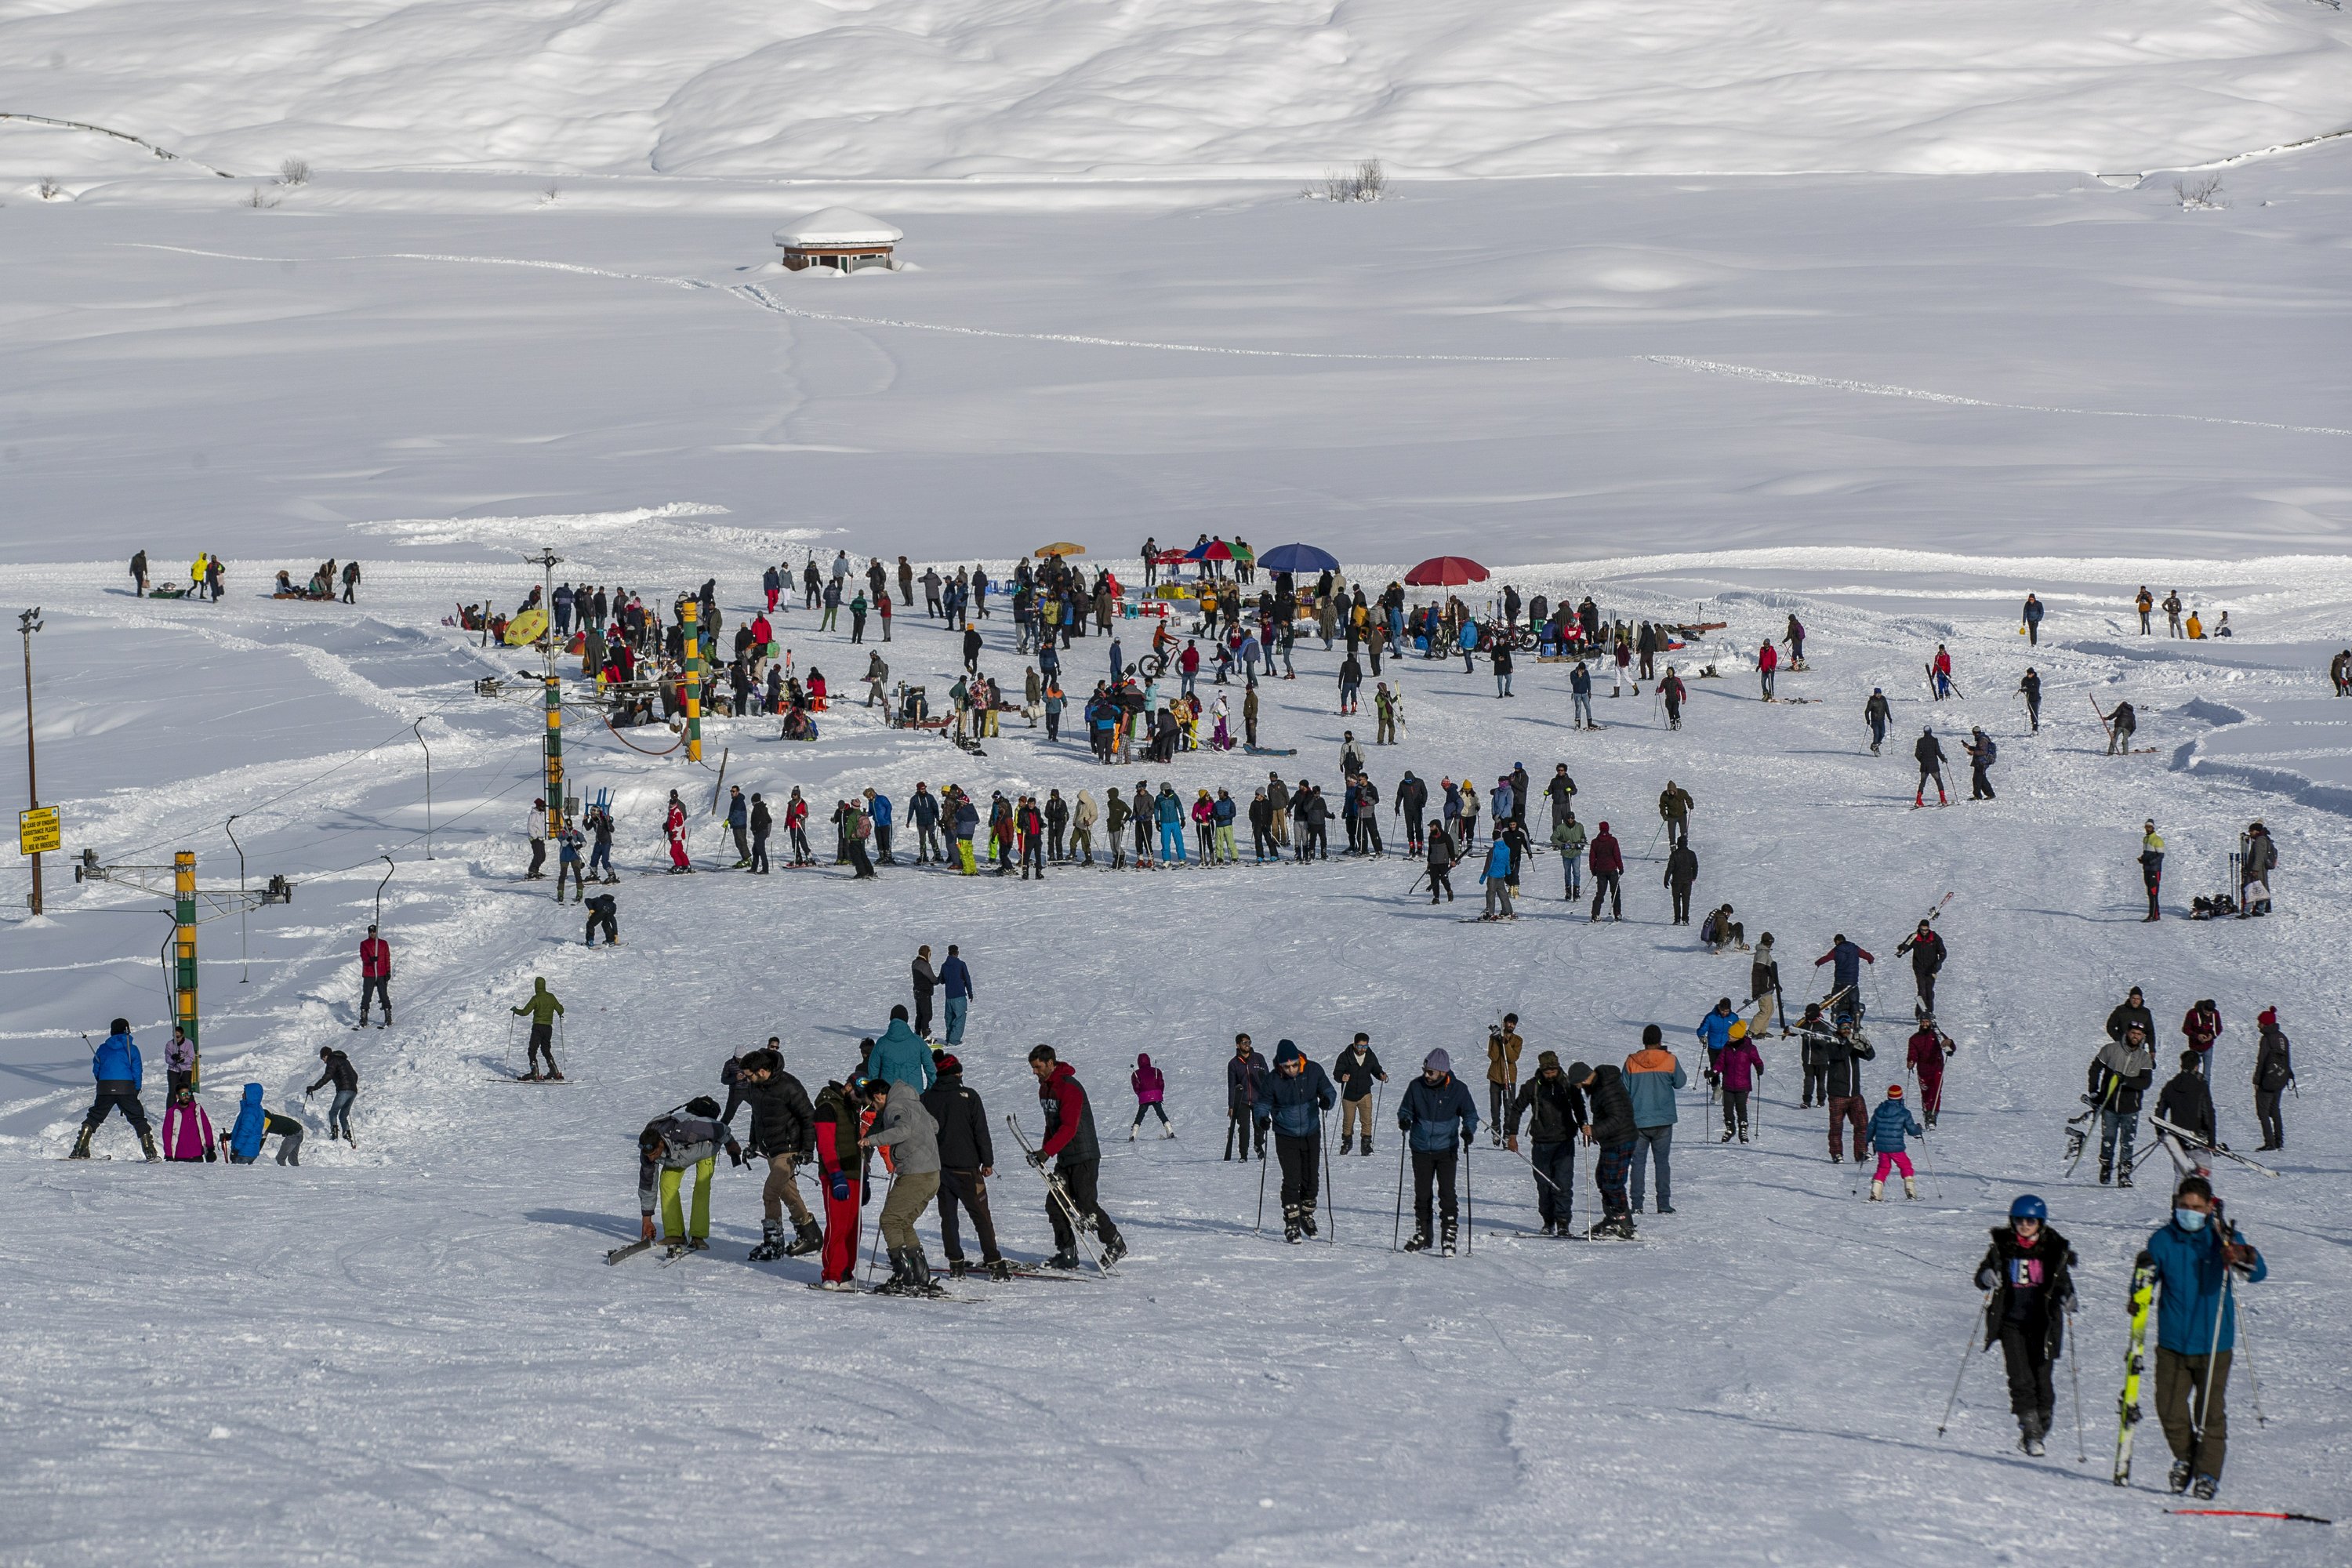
[2146,1174,2266,1498]
[1397,1048,1479,1254]
[864,1006,937,1094]
[226,1084,306,1166]
[72,1017,158,1161]
[1265,1040,1338,1242]
[1867,1083,1922,1200]
[1478,835,1516,919]
[1695,998,1737,1085]
[939,944,975,1045]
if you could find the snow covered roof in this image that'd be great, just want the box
[772,208,903,249]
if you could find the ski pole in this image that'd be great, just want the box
[1321,1111,1336,1245]
[1462,1137,1473,1255]
[2188,1261,2230,1474]
[865,1173,892,1279]
[1254,1123,1269,1233]
[1936,1293,1991,1436]
[1392,1133,1407,1250]
[2067,1311,2088,1462]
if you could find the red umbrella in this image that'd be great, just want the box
[1404,555,1489,586]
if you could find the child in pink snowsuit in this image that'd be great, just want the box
[1130,1052,1170,1137]
[162,1086,217,1162]
[1867,1084,1923,1199]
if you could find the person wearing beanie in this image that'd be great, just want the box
[2153,1050,2215,1163]
[1624,1024,1686,1214]
[1567,1058,1639,1237]
[725,1043,822,1262]
[1973,1194,2077,1457]
[2146,1174,2265,1497]
[2252,1008,2293,1150]
[1129,1052,1171,1138]
[1867,1083,1923,1200]
[1265,1040,1338,1243]
[1715,1025,1763,1144]
[1397,1050,1479,1254]
[859,1078,944,1294]
[922,1054,1007,1279]
[1504,1051,1586,1235]
[1485,1018,1523,1142]
[1587,821,1624,921]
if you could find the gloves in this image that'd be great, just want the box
[727,1145,745,1168]
[827,1170,851,1203]
[1026,1150,1047,1169]
[1974,1266,1998,1291]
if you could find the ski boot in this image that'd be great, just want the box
[685,1236,709,1251]
[747,1221,788,1261]
[1046,1249,1082,1271]
[1099,1229,1127,1266]
[1720,1129,1733,1143]
[1903,1177,1918,1200]
[949,1258,970,1279]
[1868,1180,1885,1201]
[1539,1220,1558,1237]
[1360,1142,1374,1157]
[1283,1206,1302,1244]
[906,1245,944,1297]
[985,1258,1011,1280]
[69,1126,94,1160]
[783,1218,824,1257]
[140,1131,162,1163]
[1300,1206,1318,1239]
[2117,1171,2133,1189]
[1737,1127,1748,1144]
[2018,1413,2046,1457]
[1403,1229,1431,1253]
[873,1247,913,1294]
[2168,1460,2193,1494]
[2190,1475,2218,1501]
[1127,1127,1137,1142]
[1441,1221,1457,1257]
[2098,1162,2113,1186]
[1338,1135,1353,1156]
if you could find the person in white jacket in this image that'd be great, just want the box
[526,799,549,880]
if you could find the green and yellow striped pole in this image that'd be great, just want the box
[543,671,564,833]
[174,851,199,1087]
[681,598,702,763]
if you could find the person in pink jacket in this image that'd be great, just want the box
[1717,1030,1764,1143]
[1757,639,1779,702]
[1129,1052,1171,1139]
[161,1086,217,1162]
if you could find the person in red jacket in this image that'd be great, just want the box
[749,612,773,655]
[1757,639,1779,701]
[1588,821,1624,922]
[2180,1000,2222,1079]
[1029,1046,1127,1269]
[358,924,392,1026]
[1907,1016,1955,1127]
[664,790,691,873]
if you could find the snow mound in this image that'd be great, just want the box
[2,0,2348,180]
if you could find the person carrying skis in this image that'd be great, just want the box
[724,1045,821,1261]
[1588,821,1624,922]
[1504,1051,1586,1234]
[2144,1176,2266,1498]
[1567,1058,1638,1237]
[1813,934,1874,1023]
[1913,726,1947,806]
[1225,1033,1270,1161]
[635,1098,740,1252]
[1821,1018,1877,1163]
[1265,1040,1338,1243]
[1027,1045,1127,1269]
[2154,1050,2216,1156]
[809,1075,867,1290]
[510,978,565,1081]
[1866,1083,1923,1200]
[1972,1194,2076,1456]
[1907,1016,1955,1127]
[2087,1023,2155,1186]
[306,1047,359,1146]
[71,1018,157,1161]
[2018,668,2041,732]
[1715,1025,1762,1143]
[923,1054,1006,1278]
[1864,688,1891,754]
[2138,819,2164,920]
[161,1084,216,1162]
[2251,1007,2292,1151]
[1129,1051,1171,1138]
[858,1077,943,1294]
[1798,1002,1833,1108]
[1397,1049,1479,1254]
[1333,1033,1387,1155]
[358,924,391,1026]
[586,800,616,883]
[1896,920,1946,1012]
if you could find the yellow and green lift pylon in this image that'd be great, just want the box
[173,851,200,1085]
[681,598,703,763]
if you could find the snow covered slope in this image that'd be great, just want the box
[2,0,2349,181]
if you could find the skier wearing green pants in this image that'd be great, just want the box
[636,1098,742,1250]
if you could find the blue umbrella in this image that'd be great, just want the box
[1258,543,1338,575]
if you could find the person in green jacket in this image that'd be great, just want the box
[512,977,565,1082]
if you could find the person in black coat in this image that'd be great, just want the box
[1896,921,1946,1011]
[1225,1033,1271,1161]
[1914,726,1947,806]
[911,945,938,1040]
[1504,1051,1587,1235]
[1332,1033,1388,1155]
[921,1055,1004,1278]
[2105,986,2156,1044]
[1973,1199,2078,1455]
[1663,841,1698,925]
[1570,1058,1639,1236]
[2252,1008,2294,1150]
[2154,1051,2216,1146]
[723,1045,820,1259]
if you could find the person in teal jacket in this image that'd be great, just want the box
[1153,784,1187,863]
[864,1007,936,1093]
[2146,1174,2267,1497]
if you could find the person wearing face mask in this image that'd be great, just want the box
[1973,1195,2078,1457]
[2143,1176,2266,1500]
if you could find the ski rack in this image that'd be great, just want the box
[1003,1113,1116,1276]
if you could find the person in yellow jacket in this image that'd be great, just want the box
[1486,1014,1524,1145]
[2185,611,2205,640]
[191,553,209,599]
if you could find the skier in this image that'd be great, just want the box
[1334,1033,1386,1156]
[939,944,975,1044]
[1913,726,1948,807]
[1567,1057,1639,1238]
[1813,934,1875,1023]
[663,790,691,873]
[1129,1051,1171,1138]
[1397,1049,1479,1254]
[1225,1033,1270,1161]
[1265,1040,1338,1242]
[1972,1195,2077,1456]
[160,1085,216,1162]
[1715,1025,1762,1143]
[525,797,548,880]
[2018,668,2041,733]
[1664,839,1698,925]
[748,793,771,874]
[2097,698,2138,755]
[809,1075,866,1290]
[1798,1003,1833,1109]
[1660,666,1686,729]
[226,1084,303,1165]
[1424,822,1457,906]
[1485,1019,1523,1134]
[1821,1018,1877,1163]
[2087,1023,2156,1186]
[1504,1051,1586,1234]
[510,978,564,1082]
[1864,688,1891,754]
[923,1054,1007,1279]
[1895,920,1946,1012]
[1866,1083,1923,1200]
[1695,998,1736,1088]
[71,1018,157,1161]
[1624,1025,1686,1215]
[305,1046,359,1146]
[358,924,391,1026]
[1588,820,1624,922]
[635,1097,740,1253]
[1907,1015,1955,1127]
[1964,728,1997,800]
[723,1045,822,1261]
[583,891,619,947]
[2251,1007,2292,1150]
[1026,1045,1127,1268]
[2144,1176,2266,1498]
[858,1078,943,1294]
[2138,820,2164,920]
[1930,644,1954,699]
[1657,781,1693,848]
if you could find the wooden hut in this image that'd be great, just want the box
[772,208,902,273]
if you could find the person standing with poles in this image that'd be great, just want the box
[1971,1195,2078,1457]
[510,978,564,1082]
[2018,668,2042,733]
[1504,1051,1586,1235]
[71,1018,158,1161]
[1485,1018,1522,1140]
[1396,1049,1478,1254]
[1333,1033,1387,1156]
[1264,1040,1337,1243]
[1225,1033,1270,1162]
[2143,1176,2266,1499]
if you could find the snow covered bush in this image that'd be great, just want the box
[278,157,310,186]
[2175,174,2225,211]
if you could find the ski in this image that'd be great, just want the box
[2165,1510,2335,1525]
[2148,1116,2279,1177]
[604,1239,657,1265]
[859,1287,983,1303]
[1003,1113,1118,1276]
[2115,1250,2156,1485]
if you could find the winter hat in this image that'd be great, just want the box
[1424,1048,1451,1073]
[938,1054,962,1076]
[1537,1050,1560,1070]
[2258,1007,2277,1028]
[1598,821,1610,833]
[1565,1060,1593,1085]
[1887,1083,1904,1098]
[1275,1040,1301,1066]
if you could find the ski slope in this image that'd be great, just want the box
[2,0,2350,182]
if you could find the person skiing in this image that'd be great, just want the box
[358,924,391,1027]
[864,1005,937,1094]
[1027,1045,1126,1269]
[1864,688,1891,754]
[858,1077,943,1294]
[1424,821,1457,905]
[1715,1024,1762,1143]
[722,1045,821,1261]
[1265,1040,1338,1243]
[1397,1049,1479,1254]
[1129,1051,1171,1138]
[2251,1007,2292,1150]
[1866,1083,1923,1200]
[1569,1057,1639,1237]
[1225,1033,1271,1161]
[2144,1176,2266,1498]
[305,1046,359,1146]
[1907,1015,1955,1127]
[160,1084,216,1162]
[1504,1051,1586,1234]
[1895,920,1946,1012]
[1624,1025,1686,1215]
[2138,820,2164,920]
[1913,726,1947,807]
[1659,666,1686,729]
[510,978,564,1082]
[1821,1018,1877,1163]
[1813,934,1874,1023]
[1334,1033,1387,1156]
[635,1098,740,1252]
[809,1075,867,1290]
[1973,1195,2077,1456]
[2018,667,2042,733]
[1964,728,1997,799]
[1588,820,1624,922]
[2087,1023,2155,1185]
[72,1018,157,1161]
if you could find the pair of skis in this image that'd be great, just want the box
[1004,1113,1118,1276]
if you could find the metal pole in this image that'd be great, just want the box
[682,597,703,763]
[19,608,42,915]
[373,855,394,925]
[174,851,199,1087]
[1936,1293,1990,1436]
[225,815,247,982]
[412,718,433,858]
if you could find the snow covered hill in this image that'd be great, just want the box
[2,0,2349,182]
